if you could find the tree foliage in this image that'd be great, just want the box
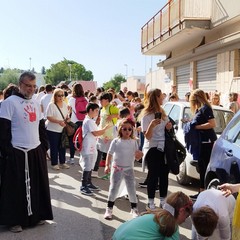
[44,58,94,86]
[0,68,19,90]
[103,74,126,92]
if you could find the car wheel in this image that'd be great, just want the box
[176,161,191,185]
[206,178,220,189]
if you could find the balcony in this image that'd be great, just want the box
[141,0,212,56]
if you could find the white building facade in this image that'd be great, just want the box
[141,0,240,100]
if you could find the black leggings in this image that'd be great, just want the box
[145,148,169,199]
[199,142,214,189]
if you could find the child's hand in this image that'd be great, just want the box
[104,124,112,131]
[137,126,142,133]
[135,150,143,161]
[106,115,113,122]
[104,165,110,174]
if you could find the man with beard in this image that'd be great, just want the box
[0,72,53,232]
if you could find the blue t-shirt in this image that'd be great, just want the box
[112,213,179,240]
[193,104,217,142]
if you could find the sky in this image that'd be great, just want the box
[1,0,167,86]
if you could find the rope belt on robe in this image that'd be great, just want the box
[14,146,33,216]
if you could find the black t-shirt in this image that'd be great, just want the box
[194,104,217,142]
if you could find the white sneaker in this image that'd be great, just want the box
[104,207,113,220]
[146,204,161,211]
[10,225,22,233]
[51,165,60,170]
[70,158,75,165]
[91,171,99,178]
[38,220,46,225]
[59,163,70,169]
[130,208,139,218]
[66,159,70,164]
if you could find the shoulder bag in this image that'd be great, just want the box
[165,127,186,175]
[55,104,77,136]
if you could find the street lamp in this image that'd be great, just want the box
[124,64,128,79]
[68,63,72,81]
[29,57,32,71]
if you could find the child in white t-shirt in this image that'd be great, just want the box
[104,118,143,219]
[191,188,235,240]
[80,103,109,196]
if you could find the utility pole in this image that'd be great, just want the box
[29,57,32,71]
[68,63,72,81]
[124,64,128,79]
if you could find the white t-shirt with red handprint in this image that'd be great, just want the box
[0,95,41,149]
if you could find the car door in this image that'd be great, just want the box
[221,116,240,181]
[207,112,240,183]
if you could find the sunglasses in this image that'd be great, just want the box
[57,95,64,97]
[122,128,132,131]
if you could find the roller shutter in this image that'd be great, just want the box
[176,64,190,99]
[197,56,217,91]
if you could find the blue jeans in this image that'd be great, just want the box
[47,130,66,165]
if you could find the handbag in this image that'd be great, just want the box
[165,128,186,175]
[61,128,69,148]
[55,104,77,136]
[65,121,77,136]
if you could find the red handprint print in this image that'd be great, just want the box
[24,105,37,122]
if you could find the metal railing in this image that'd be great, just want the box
[141,0,211,51]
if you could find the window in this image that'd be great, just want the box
[183,107,193,121]
[223,116,240,143]
[213,110,226,134]
[235,132,240,146]
[163,103,173,115]
[168,105,181,126]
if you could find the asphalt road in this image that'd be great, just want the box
[0,153,199,240]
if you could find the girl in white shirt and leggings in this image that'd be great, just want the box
[140,88,172,210]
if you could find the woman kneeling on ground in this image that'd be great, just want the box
[112,191,193,240]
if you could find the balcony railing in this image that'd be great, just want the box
[141,0,211,51]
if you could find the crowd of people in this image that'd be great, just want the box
[0,71,239,239]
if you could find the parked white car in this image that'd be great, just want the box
[163,101,234,185]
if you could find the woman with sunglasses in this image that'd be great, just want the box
[46,88,70,170]
[104,118,143,220]
[112,191,193,240]
[139,88,172,210]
